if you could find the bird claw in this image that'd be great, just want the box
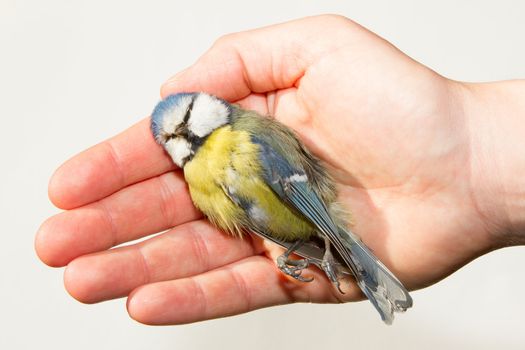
[321,238,345,294]
[277,254,314,282]
[321,259,345,294]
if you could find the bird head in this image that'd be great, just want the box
[151,92,232,167]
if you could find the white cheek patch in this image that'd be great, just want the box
[164,137,192,167]
[188,94,230,137]
[161,95,194,134]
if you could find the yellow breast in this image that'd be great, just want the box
[183,125,315,241]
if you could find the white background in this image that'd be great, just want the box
[1,1,524,349]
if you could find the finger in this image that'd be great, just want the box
[126,255,343,325]
[36,171,199,267]
[49,118,174,210]
[63,220,256,304]
[160,15,350,101]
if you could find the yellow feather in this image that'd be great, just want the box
[184,125,316,240]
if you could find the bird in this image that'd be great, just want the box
[150,92,412,324]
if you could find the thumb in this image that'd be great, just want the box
[160,15,348,102]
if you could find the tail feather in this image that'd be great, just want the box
[336,227,413,324]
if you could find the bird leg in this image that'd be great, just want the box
[276,239,314,282]
[321,236,345,294]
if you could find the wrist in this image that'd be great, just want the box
[456,80,525,246]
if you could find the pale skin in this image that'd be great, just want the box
[35,15,525,325]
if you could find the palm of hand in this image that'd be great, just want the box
[272,38,489,291]
[233,26,489,292]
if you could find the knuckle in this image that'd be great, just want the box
[211,32,238,50]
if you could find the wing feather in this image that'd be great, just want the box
[252,135,412,323]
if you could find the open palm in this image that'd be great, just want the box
[36,15,493,325]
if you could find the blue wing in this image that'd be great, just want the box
[252,136,412,324]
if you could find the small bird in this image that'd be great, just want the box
[151,92,412,324]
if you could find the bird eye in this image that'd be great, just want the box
[175,125,189,138]
[164,133,176,142]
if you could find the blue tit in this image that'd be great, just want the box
[151,92,412,324]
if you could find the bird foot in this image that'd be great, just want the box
[277,254,314,282]
[276,239,314,282]
[321,239,345,294]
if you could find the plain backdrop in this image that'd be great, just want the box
[1,1,524,349]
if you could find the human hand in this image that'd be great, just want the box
[35,15,525,325]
